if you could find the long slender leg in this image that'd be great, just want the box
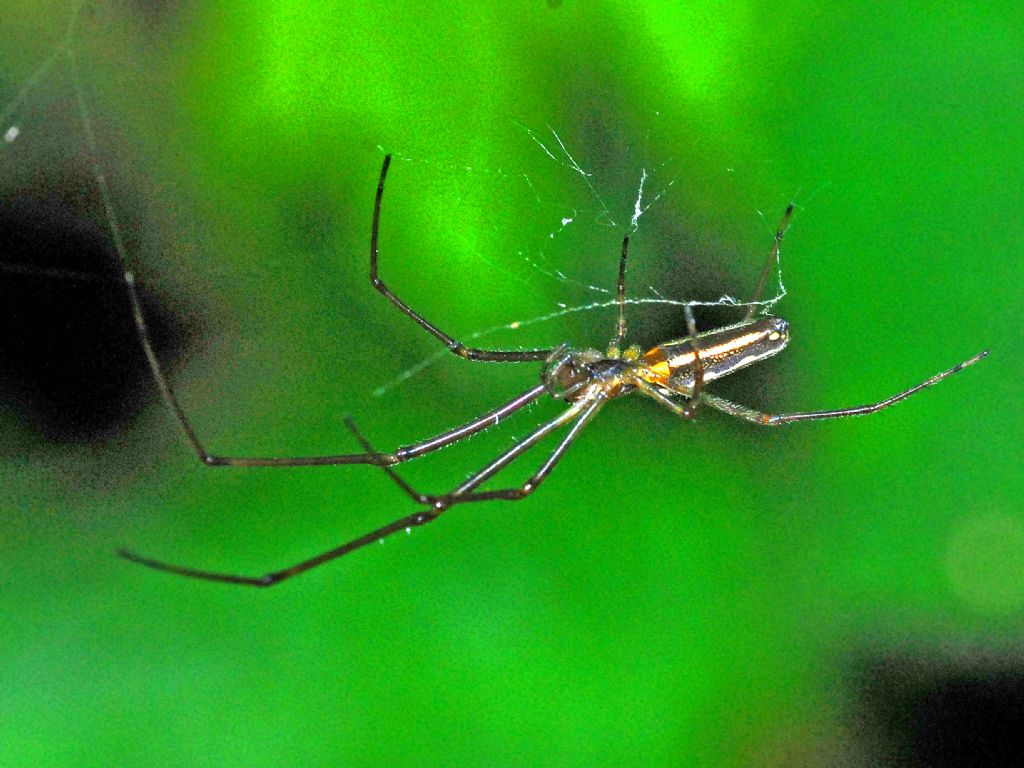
[123,275,546,468]
[372,155,557,363]
[608,235,630,352]
[449,395,605,503]
[634,379,692,418]
[390,384,547,461]
[682,303,704,418]
[72,35,490,469]
[109,156,557,467]
[344,417,426,503]
[119,510,438,587]
[743,203,794,322]
[119,382,546,575]
[122,396,602,587]
[701,350,989,425]
[345,396,595,505]
[345,395,605,505]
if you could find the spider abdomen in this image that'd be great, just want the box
[639,317,789,393]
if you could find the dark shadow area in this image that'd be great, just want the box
[855,654,1024,767]
[123,0,185,30]
[0,193,184,443]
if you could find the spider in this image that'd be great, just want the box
[118,154,989,587]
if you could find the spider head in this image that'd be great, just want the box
[542,348,603,401]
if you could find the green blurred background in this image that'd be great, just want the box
[1,1,1021,766]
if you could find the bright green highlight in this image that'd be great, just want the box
[0,1,1020,766]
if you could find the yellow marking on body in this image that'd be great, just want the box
[668,328,767,369]
[649,360,671,380]
[639,346,672,384]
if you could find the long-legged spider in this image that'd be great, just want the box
[119,154,989,586]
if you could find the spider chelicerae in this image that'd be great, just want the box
[119,154,989,586]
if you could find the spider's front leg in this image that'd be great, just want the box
[370,154,557,364]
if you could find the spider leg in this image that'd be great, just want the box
[118,383,551,570]
[123,272,388,467]
[388,383,548,462]
[122,277,548,468]
[343,416,429,503]
[743,202,794,322]
[372,155,558,363]
[681,303,704,418]
[454,396,604,504]
[609,235,630,352]
[122,395,604,587]
[111,155,564,467]
[630,307,704,420]
[634,379,698,419]
[118,509,437,587]
[700,349,989,425]
[345,394,605,506]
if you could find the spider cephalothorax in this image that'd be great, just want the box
[542,347,634,402]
